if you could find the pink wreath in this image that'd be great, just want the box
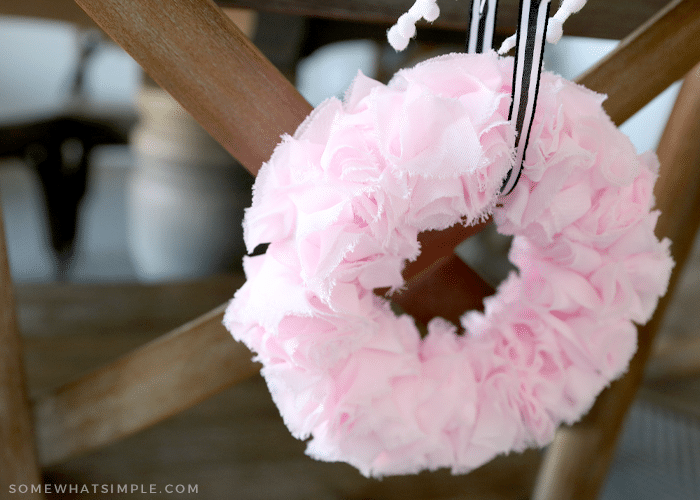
[224,52,673,477]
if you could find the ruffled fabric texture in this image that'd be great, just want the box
[223,52,673,477]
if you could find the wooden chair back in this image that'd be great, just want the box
[2,0,700,498]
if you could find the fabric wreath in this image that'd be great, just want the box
[223,52,673,477]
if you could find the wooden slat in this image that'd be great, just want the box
[0,204,42,496]
[578,0,700,126]
[34,303,260,466]
[74,0,311,176]
[217,0,669,41]
[19,276,246,394]
[533,60,700,500]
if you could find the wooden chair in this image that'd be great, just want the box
[2,0,700,498]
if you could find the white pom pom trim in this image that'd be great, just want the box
[387,0,440,51]
[493,0,588,54]
[388,0,588,53]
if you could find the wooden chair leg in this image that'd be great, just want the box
[532,59,700,500]
[0,202,43,498]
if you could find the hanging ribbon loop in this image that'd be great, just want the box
[465,0,551,194]
[500,0,551,195]
[466,0,500,53]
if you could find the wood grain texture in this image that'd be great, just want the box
[74,0,311,176]
[0,205,42,496]
[20,277,246,395]
[22,278,255,465]
[577,0,700,126]
[532,60,700,500]
[217,0,669,40]
[34,302,260,466]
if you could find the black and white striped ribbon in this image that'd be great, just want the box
[466,0,499,54]
[500,0,551,195]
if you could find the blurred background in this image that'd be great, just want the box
[1,3,698,500]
